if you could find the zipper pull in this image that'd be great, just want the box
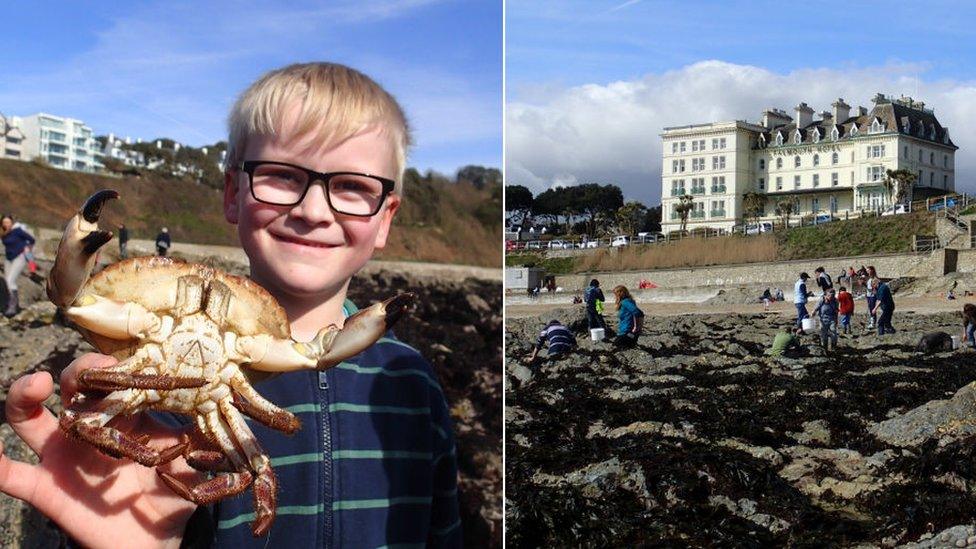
[318,370,329,390]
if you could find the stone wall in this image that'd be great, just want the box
[551,251,934,292]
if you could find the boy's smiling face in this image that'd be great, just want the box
[224,107,400,304]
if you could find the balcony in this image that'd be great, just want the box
[671,189,686,197]
[690,187,705,195]
[690,211,705,219]
[710,185,727,193]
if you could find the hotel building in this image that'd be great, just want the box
[660,93,957,234]
[17,113,102,172]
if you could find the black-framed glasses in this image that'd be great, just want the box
[239,160,395,217]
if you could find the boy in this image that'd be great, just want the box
[527,319,576,364]
[813,288,840,352]
[793,272,812,328]
[0,63,461,547]
[767,326,804,358]
[837,286,854,334]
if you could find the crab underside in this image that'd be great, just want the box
[48,190,412,536]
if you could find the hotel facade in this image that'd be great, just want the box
[660,94,957,234]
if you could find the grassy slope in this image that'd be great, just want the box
[506,212,937,273]
[0,159,501,267]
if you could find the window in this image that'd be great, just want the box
[774,133,783,146]
[776,157,783,169]
[868,166,884,181]
[672,143,678,154]
[711,176,726,193]
[711,200,726,217]
[904,145,908,158]
[813,154,820,167]
[679,141,686,153]
[918,170,923,184]
[829,196,838,213]
[930,152,935,164]
[720,137,727,149]
[930,172,934,185]
[831,172,838,186]
[794,156,801,168]
[793,130,802,144]
[830,127,839,140]
[776,176,783,190]
[850,125,859,137]
[759,159,765,170]
[870,118,883,133]
[692,140,699,152]
[944,155,949,168]
[812,129,821,143]
[679,159,685,172]
[812,198,820,212]
[712,156,726,170]
[692,158,704,171]
[699,139,705,150]
[690,178,705,194]
[867,145,885,158]
[919,149,923,162]
[944,174,949,187]
[832,152,839,165]
[813,174,820,187]
[758,177,765,190]
[671,179,686,196]
[794,175,801,189]
[672,160,679,173]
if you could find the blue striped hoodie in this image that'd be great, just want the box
[174,300,462,547]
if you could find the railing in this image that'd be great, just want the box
[710,186,727,193]
[690,188,705,195]
[690,211,705,218]
[913,235,941,253]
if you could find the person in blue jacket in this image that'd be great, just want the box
[0,62,462,548]
[612,284,644,348]
[1,214,36,318]
[872,276,897,335]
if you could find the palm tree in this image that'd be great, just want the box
[674,195,695,233]
[775,197,798,228]
[884,168,918,206]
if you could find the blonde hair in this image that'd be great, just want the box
[225,62,411,194]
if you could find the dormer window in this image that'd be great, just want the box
[870,118,883,133]
[792,130,802,144]
[944,130,951,144]
[812,129,821,143]
[929,124,937,139]
[774,132,784,146]
[758,134,766,148]
[850,124,859,137]
[830,126,839,140]
[903,119,911,134]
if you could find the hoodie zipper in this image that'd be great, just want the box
[318,370,333,549]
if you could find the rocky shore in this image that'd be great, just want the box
[0,256,501,548]
[506,306,976,547]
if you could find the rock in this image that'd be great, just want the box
[870,382,976,448]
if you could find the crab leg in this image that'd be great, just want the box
[47,189,118,309]
[78,370,208,392]
[230,372,300,433]
[218,399,278,537]
[236,293,415,373]
[66,294,172,341]
[60,389,188,466]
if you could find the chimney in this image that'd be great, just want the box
[761,108,791,128]
[794,102,814,128]
[856,106,868,117]
[819,111,833,124]
[872,92,887,104]
[831,98,851,123]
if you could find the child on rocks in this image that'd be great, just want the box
[837,286,854,335]
[0,63,461,548]
[813,288,840,352]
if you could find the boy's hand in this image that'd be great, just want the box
[0,353,198,549]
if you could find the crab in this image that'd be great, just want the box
[47,189,413,536]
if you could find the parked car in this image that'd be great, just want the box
[526,241,543,250]
[929,197,957,211]
[548,239,571,249]
[610,235,629,247]
[881,204,908,216]
[812,214,835,225]
[745,222,773,235]
[577,240,599,249]
[635,232,662,244]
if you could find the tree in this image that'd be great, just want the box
[616,201,649,236]
[884,168,918,206]
[504,185,534,226]
[674,195,695,233]
[575,183,624,235]
[741,192,765,226]
[775,197,798,228]
[457,165,502,190]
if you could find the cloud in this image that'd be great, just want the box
[507,60,976,204]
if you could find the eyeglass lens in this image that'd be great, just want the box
[251,163,386,215]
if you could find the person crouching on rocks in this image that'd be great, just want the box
[527,319,576,366]
[963,303,976,349]
[612,285,644,348]
[837,286,854,335]
[812,288,839,353]
[767,326,804,358]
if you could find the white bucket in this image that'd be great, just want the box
[801,318,815,332]
[952,335,961,350]
[590,328,605,342]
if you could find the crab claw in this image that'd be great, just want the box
[47,189,119,309]
[314,292,415,369]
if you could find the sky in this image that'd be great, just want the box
[0,0,501,176]
[507,0,976,206]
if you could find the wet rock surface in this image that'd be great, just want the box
[506,306,976,547]
[0,259,501,548]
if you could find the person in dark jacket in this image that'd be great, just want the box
[812,288,839,352]
[872,278,896,335]
[155,227,171,256]
[118,223,130,259]
[814,266,833,295]
[1,215,36,317]
[584,278,609,333]
[528,319,576,363]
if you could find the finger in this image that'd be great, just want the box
[0,443,41,504]
[5,372,59,455]
[60,353,117,406]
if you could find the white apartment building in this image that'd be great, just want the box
[18,113,102,172]
[660,93,957,234]
[0,114,25,160]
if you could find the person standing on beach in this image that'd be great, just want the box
[963,304,976,349]
[1,215,35,318]
[155,227,171,256]
[612,284,644,348]
[814,266,833,295]
[584,278,608,334]
[118,223,129,259]
[872,276,896,335]
[837,286,854,334]
[865,265,879,330]
[794,272,812,328]
[813,288,840,352]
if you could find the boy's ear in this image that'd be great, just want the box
[372,194,401,250]
[223,171,240,224]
